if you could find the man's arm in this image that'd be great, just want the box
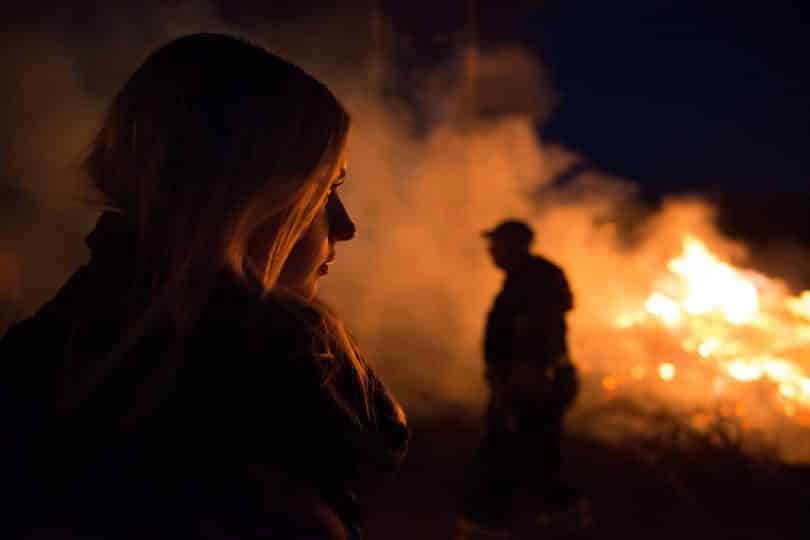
[554,266,574,313]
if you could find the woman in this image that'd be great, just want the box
[1,33,408,539]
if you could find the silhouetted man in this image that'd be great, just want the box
[459,219,588,538]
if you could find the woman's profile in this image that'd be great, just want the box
[1,33,408,539]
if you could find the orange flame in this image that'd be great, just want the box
[615,235,810,419]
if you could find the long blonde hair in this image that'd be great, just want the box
[78,34,370,421]
[86,33,348,308]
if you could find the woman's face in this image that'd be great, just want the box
[278,161,355,299]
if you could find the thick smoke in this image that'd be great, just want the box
[2,3,807,461]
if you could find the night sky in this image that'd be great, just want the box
[389,0,810,196]
[533,0,810,197]
[527,0,810,278]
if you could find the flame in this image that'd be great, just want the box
[614,235,810,421]
[658,363,676,381]
[668,237,759,324]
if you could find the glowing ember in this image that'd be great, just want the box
[602,375,619,392]
[614,236,810,422]
[645,294,681,326]
[785,291,810,321]
[658,363,676,381]
[727,360,762,382]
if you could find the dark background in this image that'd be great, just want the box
[363,1,810,193]
[536,1,809,195]
[532,1,810,284]
[385,0,810,286]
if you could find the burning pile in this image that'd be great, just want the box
[597,235,810,434]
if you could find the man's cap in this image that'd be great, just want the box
[482,219,534,244]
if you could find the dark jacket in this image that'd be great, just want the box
[0,212,408,539]
[484,255,573,386]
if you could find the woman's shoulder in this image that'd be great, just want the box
[200,276,329,372]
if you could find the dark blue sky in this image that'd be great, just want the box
[531,1,810,196]
[385,0,809,197]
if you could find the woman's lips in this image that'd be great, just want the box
[319,255,335,276]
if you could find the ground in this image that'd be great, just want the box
[364,418,810,539]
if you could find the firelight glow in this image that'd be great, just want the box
[614,235,810,421]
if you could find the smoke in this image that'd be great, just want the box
[0,30,103,321]
[324,112,559,414]
[2,2,807,461]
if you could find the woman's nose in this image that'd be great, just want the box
[328,194,356,242]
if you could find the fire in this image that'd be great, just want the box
[614,235,810,422]
[668,238,759,324]
[658,363,676,381]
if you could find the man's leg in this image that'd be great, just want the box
[462,401,518,530]
[509,409,563,505]
[513,408,592,532]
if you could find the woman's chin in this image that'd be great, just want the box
[299,280,318,300]
[277,279,317,300]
